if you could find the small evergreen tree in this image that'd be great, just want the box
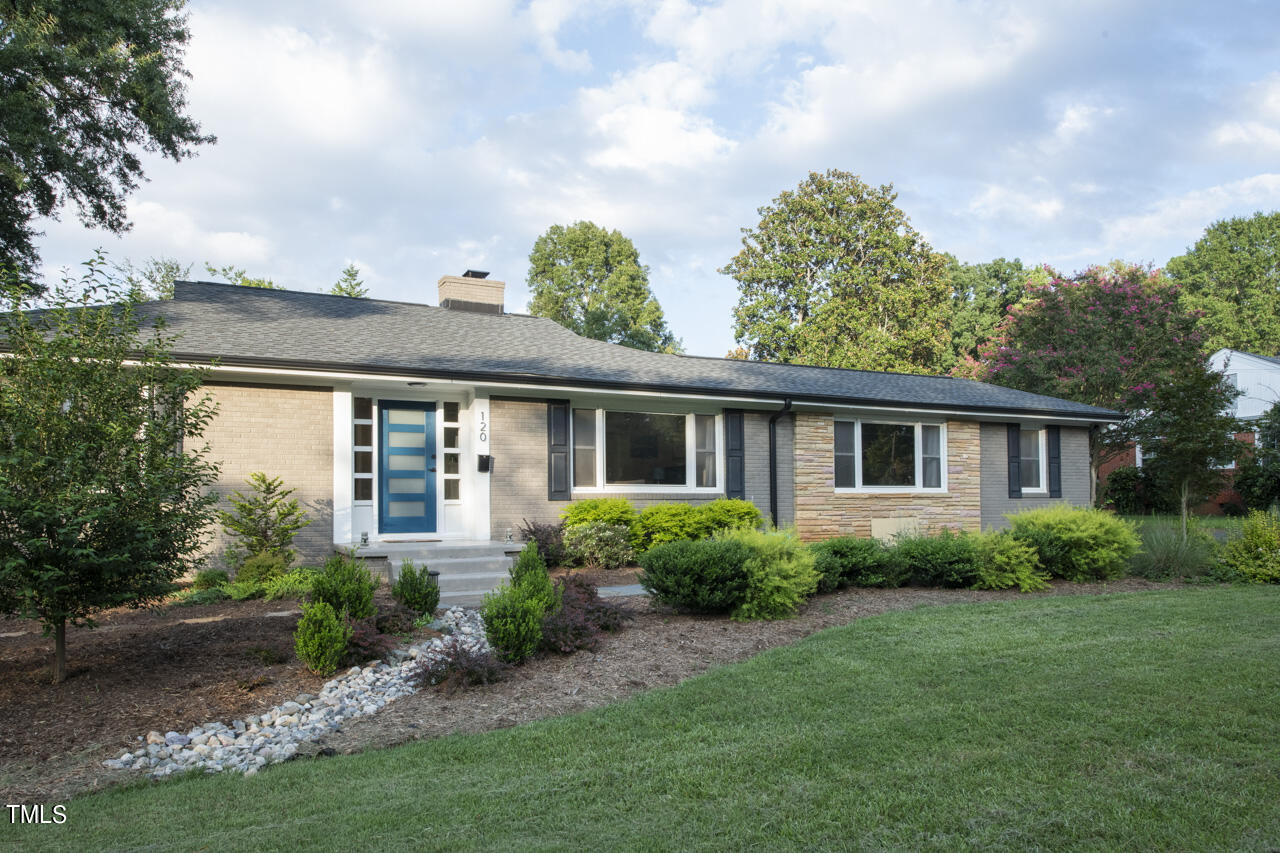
[330,263,369,298]
[219,472,311,568]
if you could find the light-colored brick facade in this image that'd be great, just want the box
[793,412,981,541]
[197,382,334,565]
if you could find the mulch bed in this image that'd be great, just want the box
[0,577,1181,805]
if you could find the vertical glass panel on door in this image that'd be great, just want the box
[354,397,372,420]
[443,402,459,423]
[354,423,372,446]
[444,427,459,449]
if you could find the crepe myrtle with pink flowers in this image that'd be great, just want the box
[962,262,1212,485]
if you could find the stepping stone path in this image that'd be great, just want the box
[102,607,487,780]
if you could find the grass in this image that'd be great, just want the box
[15,587,1280,851]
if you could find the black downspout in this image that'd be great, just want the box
[768,398,793,528]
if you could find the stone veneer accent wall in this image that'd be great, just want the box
[197,383,334,565]
[793,412,981,541]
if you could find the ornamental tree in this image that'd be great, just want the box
[527,221,681,353]
[978,262,1207,493]
[1132,358,1242,539]
[722,169,950,373]
[0,257,220,682]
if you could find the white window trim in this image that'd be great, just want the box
[1021,427,1049,495]
[833,419,948,494]
[571,408,725,495]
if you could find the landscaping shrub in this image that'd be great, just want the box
[236,551,288,585]
[1129,520,1219,580]
[638,538,752,613]
[561,498,638,538]
[972,531,1050,592]
[310,551,378,620]
[563,522,634,570]
[808,536,908,592]
[1217,509,1280,583]
[510,542,559,614]
[635,502,710,550]
[226,580,265,600]
[412,635,511,694]
[219,472,312,568]
[294,600,351,676]
[375,602,419,635]
[171,586,230,607]
[1007,505,1140,582]
[519,518,568,567]
[698,498,763,535]
[894,529,980,588]
[192,569,229,590]
[345,616,396,664]
[480,582,547,664]
[262,567,318,601]
[721,528,819,621]
[391,560,440,616]
[541,575,632,654]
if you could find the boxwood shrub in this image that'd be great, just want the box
[720,528,819,621]
[808,536,908,591]
[635,503,711,550]
[894,529,980,588]
[638,538,752,613]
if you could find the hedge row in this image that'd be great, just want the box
[639,506,1143,619]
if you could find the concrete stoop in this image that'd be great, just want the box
[346,540,522,607]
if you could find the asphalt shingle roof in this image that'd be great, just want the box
[138,281,1119,421]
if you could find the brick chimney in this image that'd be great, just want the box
[437,269,504,314]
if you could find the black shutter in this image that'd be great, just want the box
[1047,426,1062,498]
[547,400,570,501]
[1007,423,1022,499]
[724,409,745,499]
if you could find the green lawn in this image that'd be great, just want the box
[14,587,1280,852]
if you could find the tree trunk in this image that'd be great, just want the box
[1180,479,1190,544]
[53,618,66,684]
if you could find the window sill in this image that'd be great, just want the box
[573,486,724,496]
[834,487,948,495]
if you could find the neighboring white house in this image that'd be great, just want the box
[1209,348,1280,422]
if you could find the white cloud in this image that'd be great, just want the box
[579,62,736,170]
[126,201,273,264]
[1212,73,1280,152]
[185,11,415,150]
[1100,174,1280,257]
[969,185,1064,222]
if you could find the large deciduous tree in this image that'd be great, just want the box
[527,221,681,353]
[0,256,220,682]
[978,262,1208,495]
[721,169,950,373]
[0,1,214,284]
[943,255,1043,372]
[1167,211,1280,355]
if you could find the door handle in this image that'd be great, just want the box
[428,467,436,473]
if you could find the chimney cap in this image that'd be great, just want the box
[462,269,490,279]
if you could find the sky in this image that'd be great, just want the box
[34,0,1280,358]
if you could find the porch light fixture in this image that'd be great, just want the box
[360,531,369,546]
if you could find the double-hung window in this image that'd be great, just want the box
[1020,428,1047,493]
[833,420,946,491]
[572,409,719,491]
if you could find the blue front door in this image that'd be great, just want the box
[378,401,437,534]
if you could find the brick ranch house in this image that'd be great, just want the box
[138,273,1118,599]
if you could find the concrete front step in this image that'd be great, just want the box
[345,540,520,606]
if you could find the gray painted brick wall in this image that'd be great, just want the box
[488,399,795,534]
[744,411,794,526]
[979,423,1091,529]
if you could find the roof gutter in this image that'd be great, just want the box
[768,398,793,528]
[148,351,1121,424]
